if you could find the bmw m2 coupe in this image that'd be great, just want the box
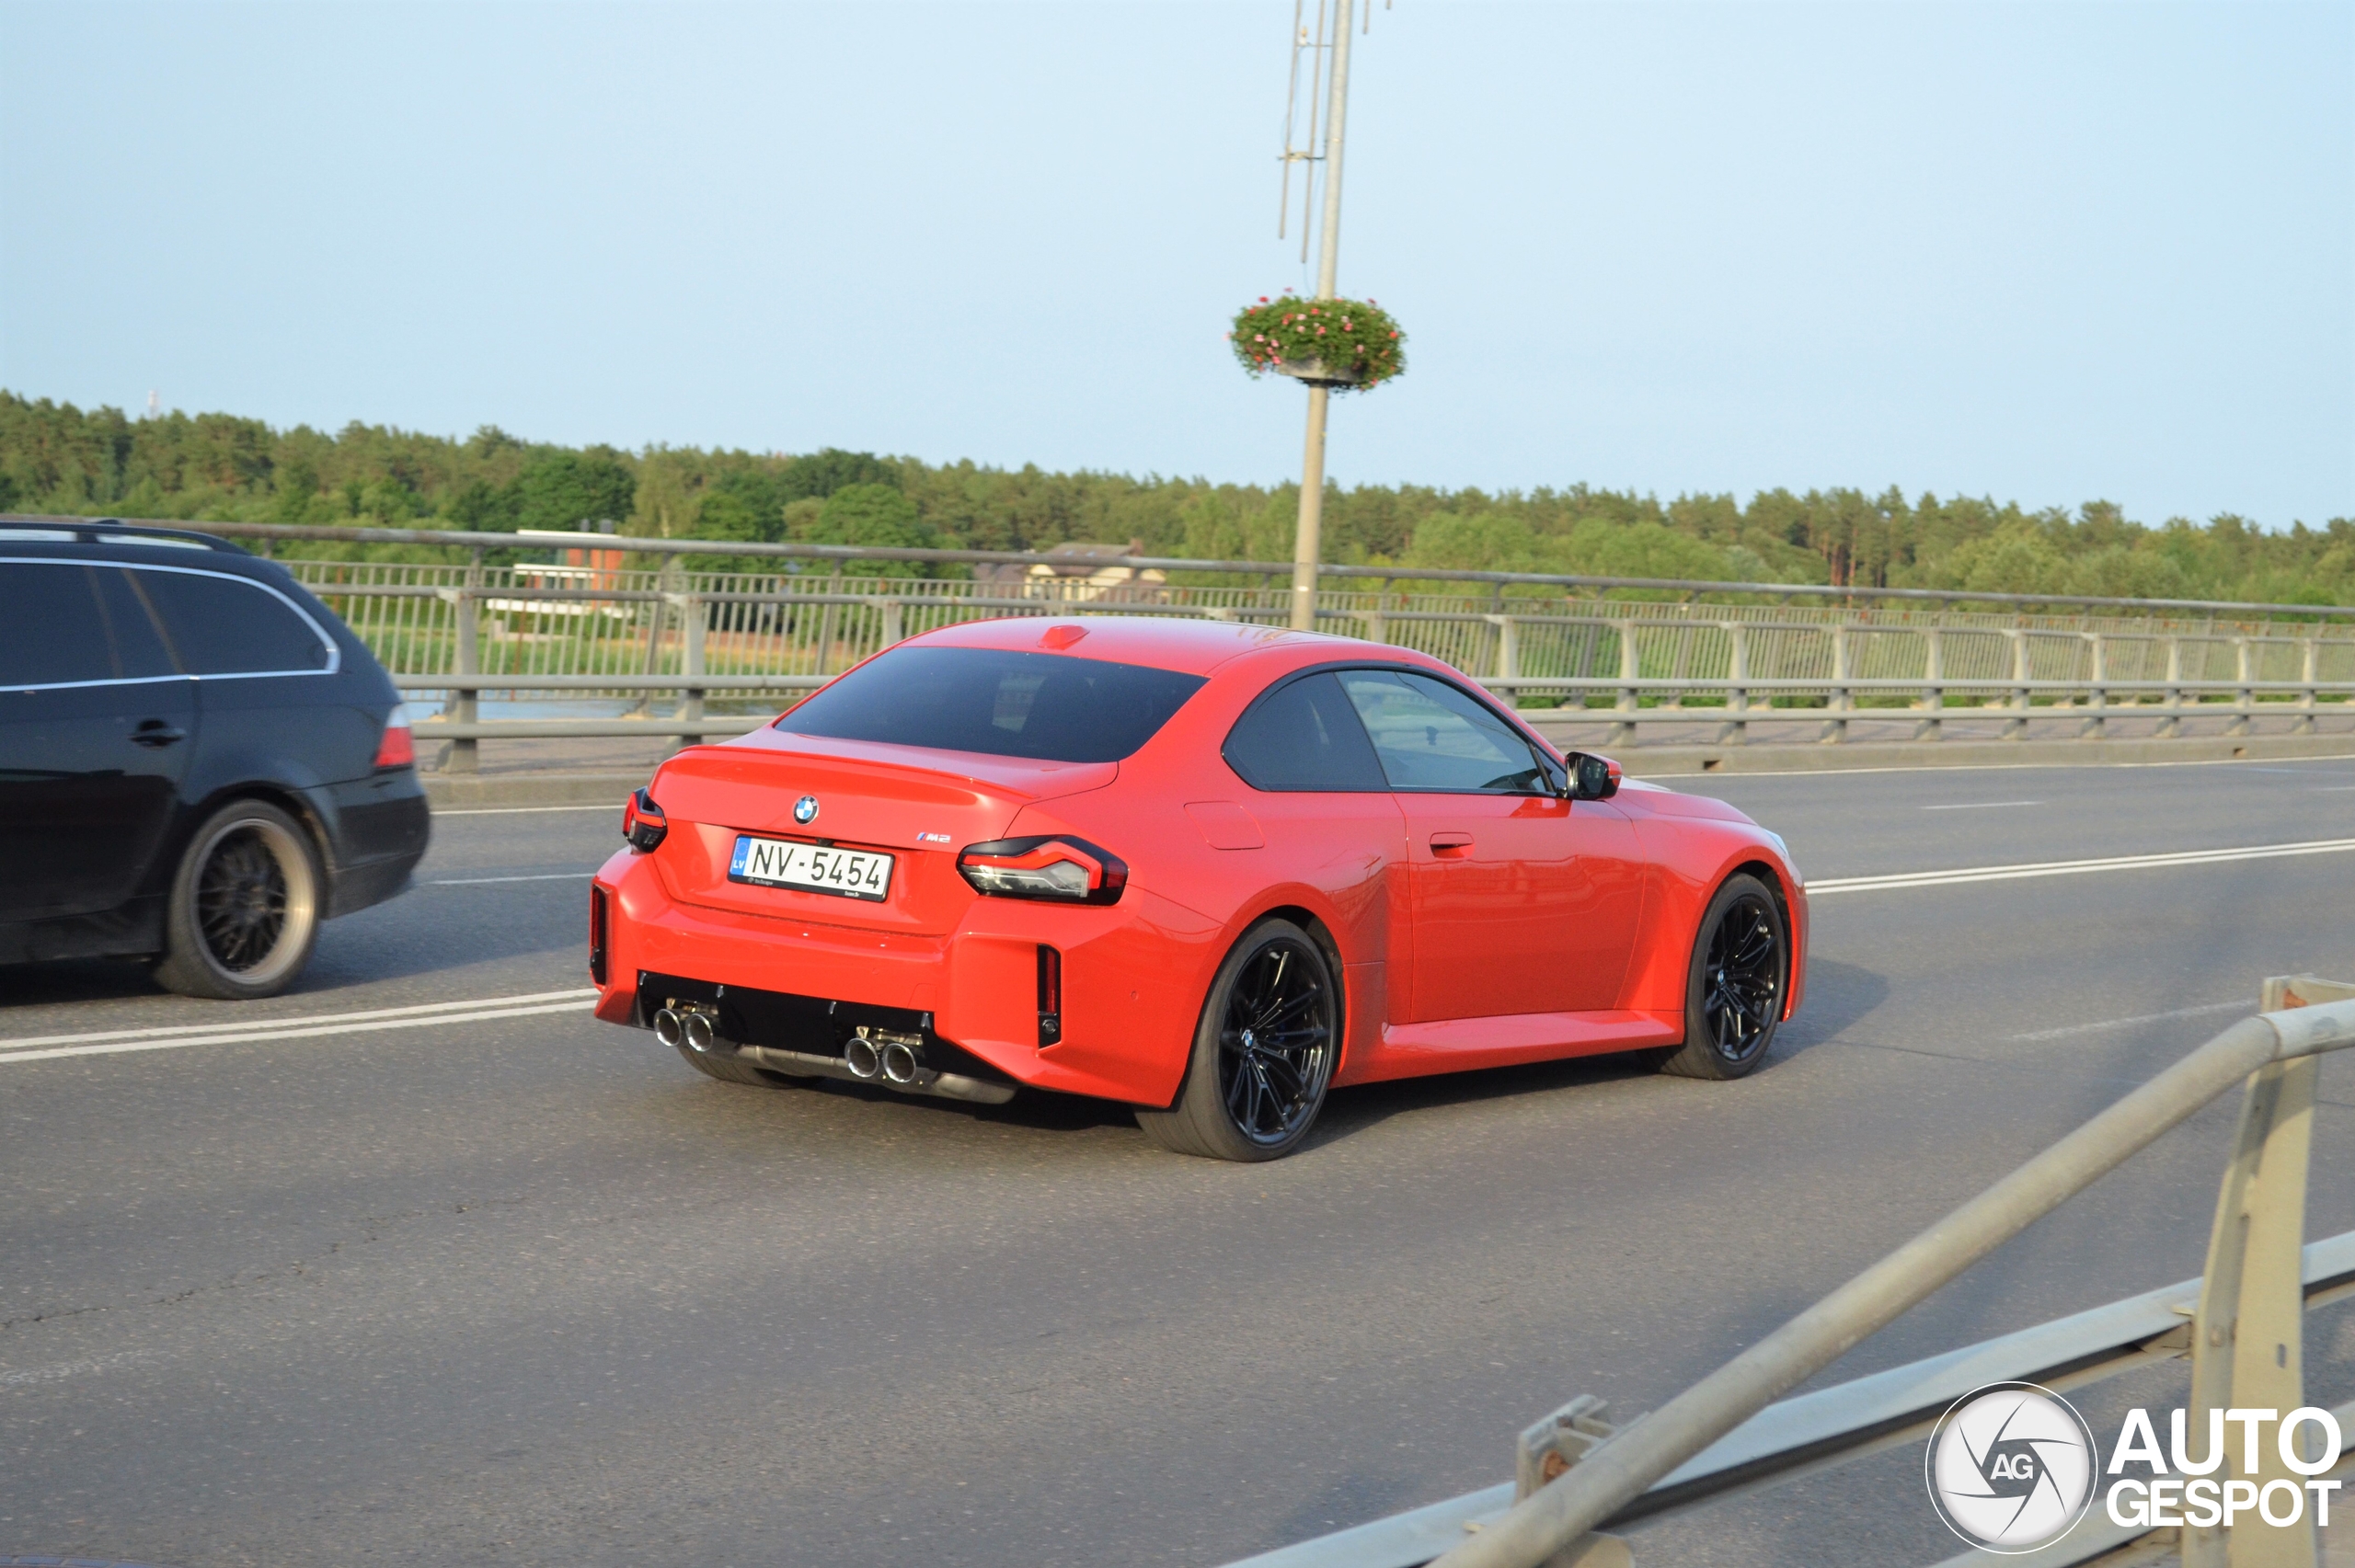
[589,615,1806,1161]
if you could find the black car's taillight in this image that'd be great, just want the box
[623,788,667,853]
[589,886,609,986]
[1037,944,1062,1046]
[957,836,1127,904]
[373,703,416,769]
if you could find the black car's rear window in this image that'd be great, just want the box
[778,647,1207,763]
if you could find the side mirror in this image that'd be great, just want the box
[1569,752,1621,800]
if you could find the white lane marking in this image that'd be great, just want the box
[1808,837,2355,895]
[2009,1000,2251,1042]
[434,804,620,816]
[0,989,598,1053]
[1636,751,2355,782]
[0,1349,160,1387]
[429,872,597,886]
[0,1001,595,1067]
[2312,786,2355,793]
[1921,800,2043,810]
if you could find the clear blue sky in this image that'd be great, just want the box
[3,1,2349,528]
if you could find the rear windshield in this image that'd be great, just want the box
[777,646,1208,763]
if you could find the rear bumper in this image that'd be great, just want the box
[314,773,431,919]
[592,848,1221,1106]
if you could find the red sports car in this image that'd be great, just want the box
[589,615,1807,1161]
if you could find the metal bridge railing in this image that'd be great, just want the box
[24,518,2353,767]
[1225,975,2355,1568]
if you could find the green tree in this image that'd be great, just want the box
[513,449,635,533]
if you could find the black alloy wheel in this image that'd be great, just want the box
[197,828,290,970]
[1658,872,1786,1081]
[1137,919,1338,1161]
[155,799,323,1001]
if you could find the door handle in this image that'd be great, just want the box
[132,720,187,749]
[1429,831,1474,853]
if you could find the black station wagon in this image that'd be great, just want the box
[0,520,429,997]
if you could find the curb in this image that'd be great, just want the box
[1518,727,2355,779]
[423,772,652,810]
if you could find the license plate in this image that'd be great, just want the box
[728,835,894,901]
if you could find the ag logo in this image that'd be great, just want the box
[793,795,820,825]
[1925,1382,2098,1552]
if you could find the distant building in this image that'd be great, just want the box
[975,539,1169,601]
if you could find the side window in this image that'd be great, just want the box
[1223,672,1389,792]
[92,568,179,679]
[0,562,130,686]
[1338,669,1550,794]
[129,569,332,676]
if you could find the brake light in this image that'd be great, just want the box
[589,886,609,986]
[1038,944,1062,1045]
[373,704,415,769]
[623,788,667,853]
[956,836,1128,904]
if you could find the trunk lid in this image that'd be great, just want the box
[647,729,1115,935]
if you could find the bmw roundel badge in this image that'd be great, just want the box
[793,795,820,825]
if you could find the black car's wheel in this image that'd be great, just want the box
[1657,873,1786,1081]
[1137,919,1338,1162]
[154,800,323,1001]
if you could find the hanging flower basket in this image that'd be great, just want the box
[1229,292,1406,392]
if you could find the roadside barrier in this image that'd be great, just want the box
[1223,975,2355,1568]
[20,519,2355,768]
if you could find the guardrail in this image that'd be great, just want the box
[1226,975,2355,1568]
[19,516,2353,766]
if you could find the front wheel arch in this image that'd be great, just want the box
[1655,871,1789,1081]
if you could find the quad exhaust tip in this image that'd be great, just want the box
[844,1036,883,1080]
[880,1039,921,1085]
[652,1006,721,1054]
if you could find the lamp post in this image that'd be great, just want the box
[1288,0,1354,632]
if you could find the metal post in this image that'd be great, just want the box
[1364,585,1388,647]
[2297,635,2319,734]
[1609,621,1638,747]
[2083,631,2108,741]
[1288,0,1355,633]
[1491,613,1520,708]
[2231,636,2255,738]
[2181,975,2325,1568]
[880,596,904,649]
[1914,625,1944,742]
[2161,636,2184,738]
[442,552,482,775]
[671,589,705,757]
[1717,622,1748,747]
[2005,629,2031,739]
[1822,623,1850,744]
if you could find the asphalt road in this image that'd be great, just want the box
[6,754,2355,1568]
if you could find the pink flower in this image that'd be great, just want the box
[1258,295,1269,303]
[1315,326,1325,336]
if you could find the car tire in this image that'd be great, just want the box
[1136,919,1339,1162]
[154,799,324,1001]
[1656,872,1787,1081]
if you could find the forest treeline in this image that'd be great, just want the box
[5,390,2351,604]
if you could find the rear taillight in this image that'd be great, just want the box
[623,788,667,853]
[589,886,609,986]
[373,704,415,769]
[1037,944,1062,1046]
[957,836,1127,904]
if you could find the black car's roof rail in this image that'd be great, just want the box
[0,514,249,554]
